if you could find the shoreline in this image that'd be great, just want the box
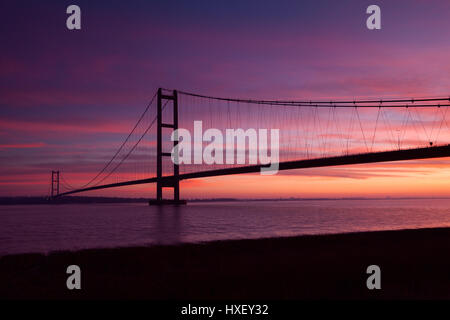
[1,227,450,299]
[2,196,450,205]
[0,226,447,258]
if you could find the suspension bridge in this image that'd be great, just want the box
[52,88,450,204]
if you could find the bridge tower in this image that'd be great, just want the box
[149,88,186,205]
[51,170,60,197]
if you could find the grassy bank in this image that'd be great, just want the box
[1,227,450,299]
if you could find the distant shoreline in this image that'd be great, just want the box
[2,227,450,299]
[1,195,450,205]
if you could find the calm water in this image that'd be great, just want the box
[1,199,450,256]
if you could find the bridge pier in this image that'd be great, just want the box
[150,88,187,206]
[148,199,187,205]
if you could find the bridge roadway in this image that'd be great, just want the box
[58,144,450,197]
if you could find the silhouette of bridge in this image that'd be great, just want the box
[55,88,450,204]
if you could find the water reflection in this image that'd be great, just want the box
[153,205,182,245]
[1,199,450,255]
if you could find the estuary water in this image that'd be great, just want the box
[1,199,450,256]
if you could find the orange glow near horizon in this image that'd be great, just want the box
[178,160,450,199]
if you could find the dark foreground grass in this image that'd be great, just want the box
[1,227,450,300]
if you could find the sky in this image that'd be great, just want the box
[1,0,450,198]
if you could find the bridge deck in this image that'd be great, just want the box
[57,144,450,197]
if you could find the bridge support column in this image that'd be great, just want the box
[51,170,59,198]
[149,88,187,205]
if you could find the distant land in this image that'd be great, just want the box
[0,196,148,205]
[1,196,450,205]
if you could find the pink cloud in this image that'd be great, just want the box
[0,142,46,149]
[0,119,133,135]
